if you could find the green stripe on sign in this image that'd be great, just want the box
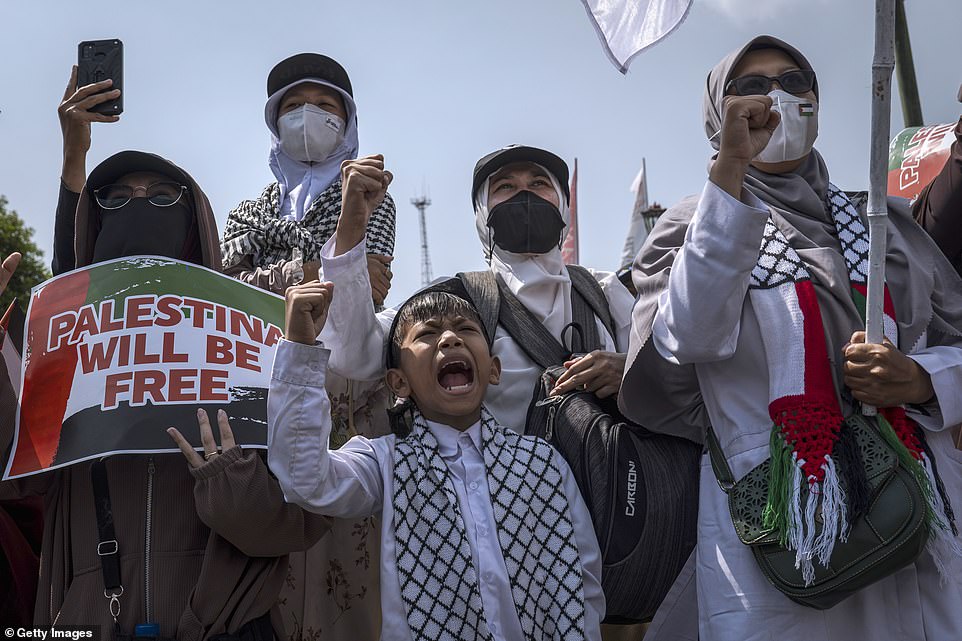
[888,127,921,172]
[83,257,285,328]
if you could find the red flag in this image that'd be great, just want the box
[561,158,579,265]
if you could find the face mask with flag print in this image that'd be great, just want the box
[754,89,819,164]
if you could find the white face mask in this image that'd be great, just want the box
[277,105,345,163]
[754,89,819,164]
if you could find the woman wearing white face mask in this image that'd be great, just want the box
[220,54,395,641]
[622,35,962,641]
[221,53,396,303]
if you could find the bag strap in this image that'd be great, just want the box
[569,284,602,354]
[455,271,499,348]
[493,275,570,369]
[566,264,617,350]
[705,427,735,493]
[458,267,612,366]
[91,459,124,623]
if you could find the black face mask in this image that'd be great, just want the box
[92,199,194,263]
[486,190,565,255]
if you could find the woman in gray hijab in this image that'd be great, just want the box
[621,36,962,641]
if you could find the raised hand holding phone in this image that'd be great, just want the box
[77,39,123,116]
[59,63,121,192]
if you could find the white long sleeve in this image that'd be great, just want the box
[908,345,962,431]
[318,234,396,382]
[267,339,384,517]
[652,180,770,365]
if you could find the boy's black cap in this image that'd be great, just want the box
[471,145,569,206]
[386,280,491,370]
[267,53,353,98]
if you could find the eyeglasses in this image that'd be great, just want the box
[725,69,816,97]
[94,182,188,210]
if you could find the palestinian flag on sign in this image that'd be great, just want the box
[887,124,955,201]
[0,300,24,396]
[4,257,285,480]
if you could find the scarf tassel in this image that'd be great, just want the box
[834,422,872,522]
[919,426,958,536]
[875,412,962,581]
[876,414,936,523]
[920,452,962,582]
[764,431,849,587]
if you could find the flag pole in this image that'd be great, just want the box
[863,0,896,417]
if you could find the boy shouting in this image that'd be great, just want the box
[268,281,604,640]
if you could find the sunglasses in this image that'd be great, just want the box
[725,69,816,97]
[94,182,188,210]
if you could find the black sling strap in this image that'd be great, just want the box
[455,268,612,369]
[91,460,124,606]
[566,264,617,350]
[493,274,571,369]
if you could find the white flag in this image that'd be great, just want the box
[620,160,649,269]
[580,0,693,73]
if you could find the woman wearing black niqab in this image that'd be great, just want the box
[0,147,331,638]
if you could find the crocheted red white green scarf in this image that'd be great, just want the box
[749,184,959,585]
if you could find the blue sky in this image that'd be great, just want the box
[2,0,960,306]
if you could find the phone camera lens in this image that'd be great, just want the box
[82,45,93,59]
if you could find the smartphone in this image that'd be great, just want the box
[77,39,123,116]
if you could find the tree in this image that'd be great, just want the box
[0,196,50,313]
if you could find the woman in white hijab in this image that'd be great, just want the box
[315,144,635,433]
[221,53,396,303]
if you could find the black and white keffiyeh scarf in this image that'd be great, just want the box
[392,407,586,641]
[220,180,396,269]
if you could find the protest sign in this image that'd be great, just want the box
[1,300,24,396]
[888,123,955,201]
[3,257,285,479]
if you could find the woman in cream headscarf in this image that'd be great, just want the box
[221,53,396,302]
[621,35,962,640]
[221,53,398,641]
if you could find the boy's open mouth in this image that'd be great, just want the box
[437,359,475,393]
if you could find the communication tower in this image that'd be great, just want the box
[411,193,433,286]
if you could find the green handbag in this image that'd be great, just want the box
[706,413,929,609]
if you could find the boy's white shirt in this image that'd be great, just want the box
[267,339,605,641]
